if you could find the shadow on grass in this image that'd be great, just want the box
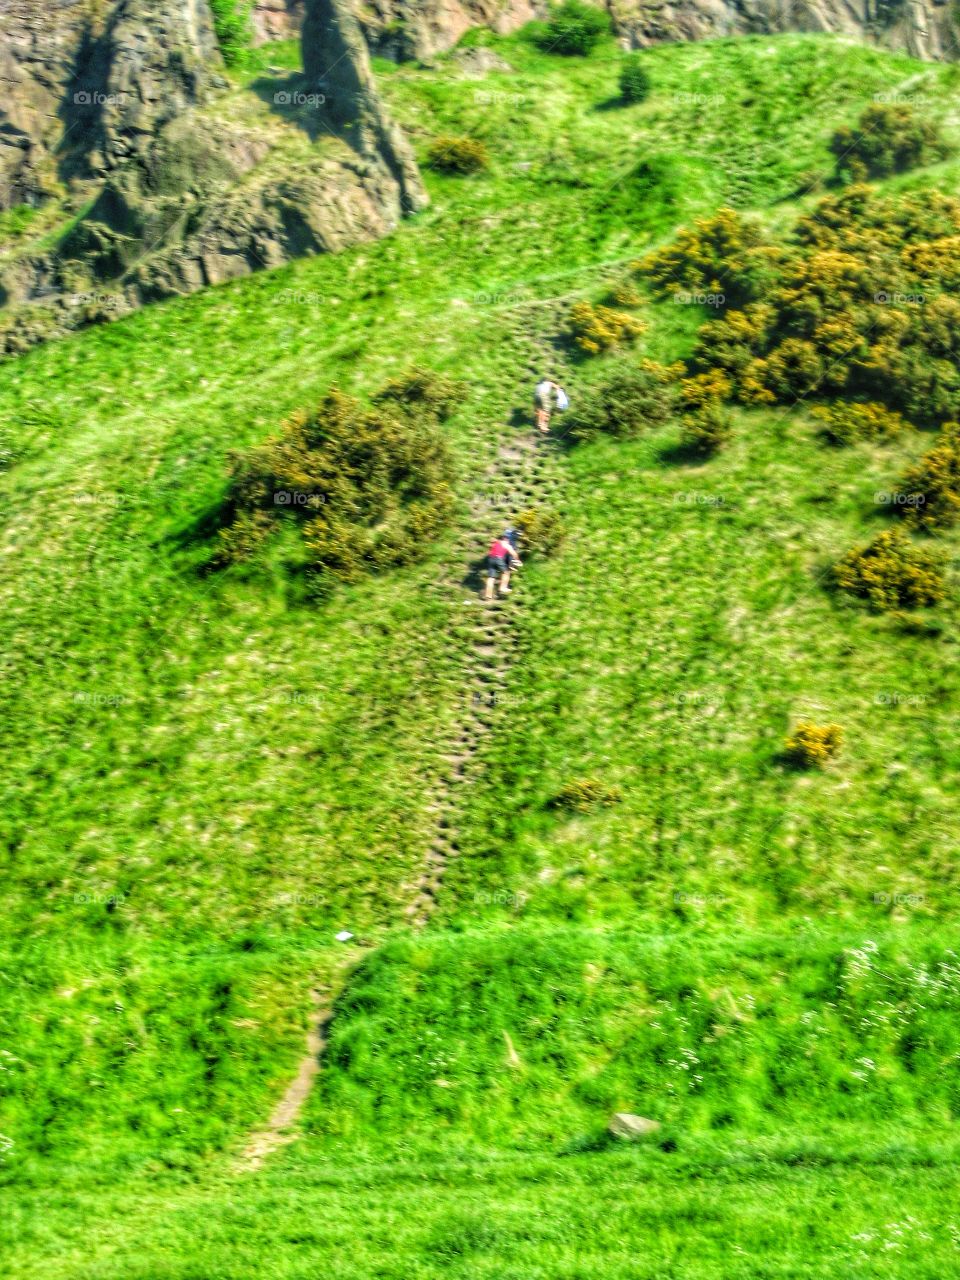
[460,554,491,594]
[558,1127,679,1157]
[656,439,712,467]
[592,95,628,113]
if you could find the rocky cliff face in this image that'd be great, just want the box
[0,0,426,353]
[615,0,959,63]
[250,0,959,62]
[357,0,546,59]
[302,0,427,212]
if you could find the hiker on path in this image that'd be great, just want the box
[484,532,522,600]
[534,378,568,434]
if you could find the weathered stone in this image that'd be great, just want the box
[454,46,515,76]
[607,1113,662,1141]
[614,0,960,60]
[0,0,428,354]
[302,0,428,213]
[252,0,305,44]
[357,0,545,60]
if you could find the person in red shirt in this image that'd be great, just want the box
[484,532,522,601]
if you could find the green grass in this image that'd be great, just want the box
[6,1141,960,1278]
[311,927,960,1143]
[2,27,960,1276]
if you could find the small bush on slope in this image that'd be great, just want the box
[830,104,949,181]
[550,778,623,811]
[811,401,908,446]
[516,506,566,556]
[784,722,844,768]
[678,402,733,456]
[619,54,652,104]
[426,136,490,174]
[535,0,611,55]
[897,422,960,530]
[568,301,645,355]
[565,361,678,441]
[219,369,457,581]
[833,528,946,611]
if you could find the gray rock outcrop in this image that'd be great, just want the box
[0,0,427,354]
[614,0,960,63]
[252,0,960,63]
[302,0,427,212]
[253,0,306,43]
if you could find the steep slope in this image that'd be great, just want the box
[2,29,960,1279]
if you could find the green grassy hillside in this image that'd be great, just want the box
[2,27,960,1277]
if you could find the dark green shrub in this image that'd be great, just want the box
[763,338,825,398]
[830,104,948,181]
[897,422,960,529]
[219,369,458,582]
[833,528,946,611]
[209,0,252,68]
[426,136,490,174]
[515,506,565,556]
[550,778,623,812]
[619,54,651,104]
[566,362,677,441]
[535,1,611,55]
[785,723,843,768]
[678,403,733,456]
[373,366,463,420]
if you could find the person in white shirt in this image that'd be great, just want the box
[534,378,557,433]
[533,378,567,433]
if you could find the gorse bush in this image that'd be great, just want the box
[535,0,611,55]
[619,54,652,104]
[605,279,642,308]
[833,528,946,611]
[679,403,733,456]
[897,422,960,530]
[550,778,623,812]
[679,370,732,410]
[785,723,844,768]
[568,301,645,355]
[565,361,678,441]
[219,369,458,582]
[209,0,252,68]
[515,506,565,557]
[811,401,908,445]
[830,104,949,181]
[649,186,960,430]
[638,207,779,310]
[426,136,490,174]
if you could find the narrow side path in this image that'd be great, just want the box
[235,323,569,1170]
